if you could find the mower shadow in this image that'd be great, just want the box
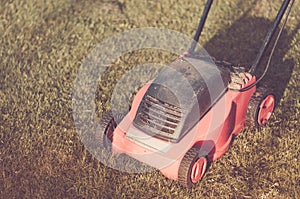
[204,15,297,104]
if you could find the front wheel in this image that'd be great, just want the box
[247,86,276,127]
[98,111,124,149]
[178,147,209,188]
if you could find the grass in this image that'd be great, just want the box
[0,0,299,198]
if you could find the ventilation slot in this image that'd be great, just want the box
[135,95,182,135]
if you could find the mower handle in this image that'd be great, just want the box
[250,0,292,73]
[188,0,294,76]
[188,0,213,54]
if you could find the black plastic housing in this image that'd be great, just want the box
[134,58,231,143]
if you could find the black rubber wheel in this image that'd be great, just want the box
[247,86,276,127]
[178,147,208,188]
[98,111,124,149]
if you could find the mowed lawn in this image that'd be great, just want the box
[1,0,299,198]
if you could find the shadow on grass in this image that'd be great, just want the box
[204,14,298,105]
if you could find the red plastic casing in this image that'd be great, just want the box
[112,77,256,181]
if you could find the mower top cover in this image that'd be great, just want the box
[133,57,231,143]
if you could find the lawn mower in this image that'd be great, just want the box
[98,0,294,188]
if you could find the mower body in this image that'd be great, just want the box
[98,0,291,187]
[111,57,256,180]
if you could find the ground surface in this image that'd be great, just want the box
[0,0,299,198]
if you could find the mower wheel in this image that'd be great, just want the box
[247,86,276,127]
[178,147,208,188]
[98,111,123,149]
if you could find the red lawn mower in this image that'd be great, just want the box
[99,0,294,188]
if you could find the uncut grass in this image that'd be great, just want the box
[0,0,299,198]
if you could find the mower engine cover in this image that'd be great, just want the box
[133,57,231,143]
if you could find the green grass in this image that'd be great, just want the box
[1,0,299,198]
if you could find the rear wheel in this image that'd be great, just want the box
[247,86,276,127]
[178,147,208,188]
